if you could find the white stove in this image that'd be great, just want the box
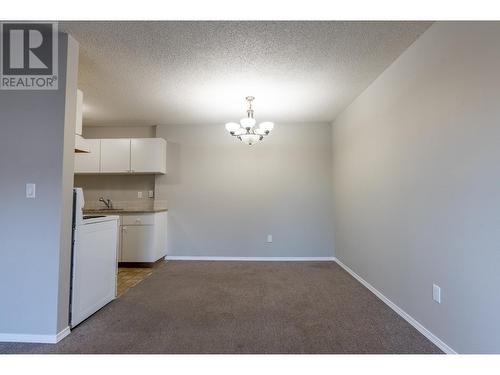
[70,188,119,328]
[82,215,116,224]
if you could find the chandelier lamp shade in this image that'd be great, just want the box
[224,96,274,145]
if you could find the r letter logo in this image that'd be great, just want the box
[0,22,58,90]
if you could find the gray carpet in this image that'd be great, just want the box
[0,261,441,354]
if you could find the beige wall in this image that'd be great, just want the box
[83,125,155,139]
[155,122,334,258]
[331,22,500,353]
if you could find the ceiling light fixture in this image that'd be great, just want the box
[225,96,274,146]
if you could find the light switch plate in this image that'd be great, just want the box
[267,234,273,243]
[137,191,143,198]
[26,183,36,198]
[148,190,154,198]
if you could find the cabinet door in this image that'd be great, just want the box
[153,212,167,260]
[121,225,155,262]
[100,139,131,173]
[74,139,101,173]
[130,138,166,174]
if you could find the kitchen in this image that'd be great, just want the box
[71,89,168,327]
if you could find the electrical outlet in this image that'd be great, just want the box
[148,190,154,198]
[137,191,143,198]
[433,284,441,304]
[26,183,36,198]
[267,234,273,243]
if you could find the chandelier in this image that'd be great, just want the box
[224,96,274,145]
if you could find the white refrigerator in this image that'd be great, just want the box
[70,188,119,327]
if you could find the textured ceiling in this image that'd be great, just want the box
[60,21,432,126]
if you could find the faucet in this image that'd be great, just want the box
[99,197,113,209]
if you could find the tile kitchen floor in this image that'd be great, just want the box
[117,260,167,297]
[117,268,153,297]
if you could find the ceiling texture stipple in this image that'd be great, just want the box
[60,21,432,127]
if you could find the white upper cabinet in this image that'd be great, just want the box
[130,138,167,174]
[74,139,101,173]
[74,137,166,175]
[100,139,132,174]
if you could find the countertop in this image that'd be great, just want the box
[83,208,168,214]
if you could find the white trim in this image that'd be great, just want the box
[333,257,457,354]
[55,326,71,342]
[0,326,71,344]
[166,256,336,262]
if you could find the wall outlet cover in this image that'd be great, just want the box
[137,191,143,198]
[433,284,441,304]
[26,183,36,198]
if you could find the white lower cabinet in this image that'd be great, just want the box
[121,225,155,262]
[119,212,167,263]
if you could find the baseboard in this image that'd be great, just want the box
[166,256,336,262]
[333,257,457,354]
[0,326,70,344]
[56,326,71,342]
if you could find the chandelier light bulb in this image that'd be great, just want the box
[225,122,240,133]
[259,121,274,133]
[240,134,261,146]
[240,117,256,129]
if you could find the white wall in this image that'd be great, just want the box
[0,34,78,340]
[156,123,334,258]
[331,22,500,353]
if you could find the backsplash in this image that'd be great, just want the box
[83,199,155,210]
[74,174,163,210]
